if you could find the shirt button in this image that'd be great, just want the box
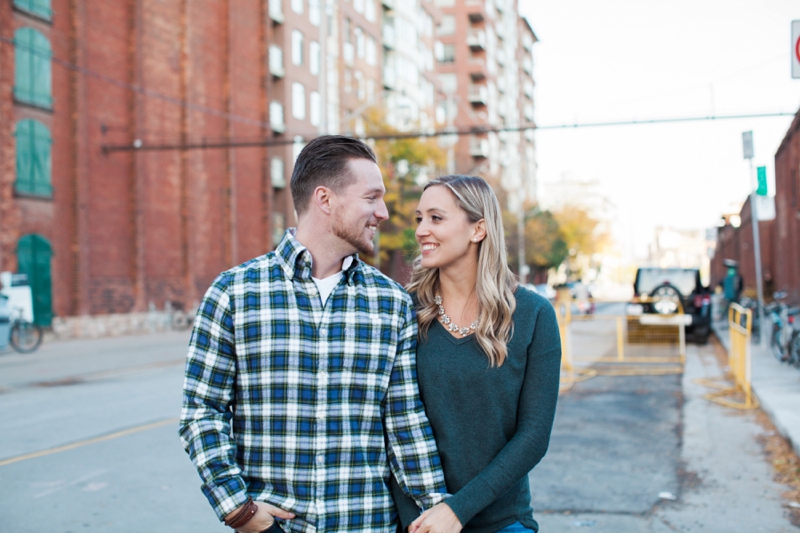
[320,330,327,338]
[316,454,324,465]
[315,499,324,512]
[316,411,326,420]
[319,371,328,381]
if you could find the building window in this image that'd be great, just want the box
[365,0,376,22]
[353,0,364,14]
[366,36,376,66]
[270,101,285,133]
[437,15,455,35]
[292,30,304,66]
[292,82,306,120]
[439,43,455,64]
[310,91,321,127]
[309,41,320,76]
[271,157,286,189]
[14,0,52,19]
[439,73,457,94]
[14,28,52,109]
[355,27,365,59]
[291,0,303,14]
[309,0,320,25]
[15,119,52,197]
[355,70,365,101]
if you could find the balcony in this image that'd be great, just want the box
[465,0,486,22]
[382,24,395,49]
[269,0,284,24]
[468,85,488,106]
[468,58,487,81]
[470,137,489,158]
[467,30,486,51]
[383,65,396,90]
[523,58,533,75]
[524,104,534,122]
[496,49,506,66]
[269,46,284,78]
[382,0,394,9]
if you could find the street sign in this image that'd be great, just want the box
[742,131,754,159]
[756,195,775,221]
[793,20,800,79]
[756,166,767,195]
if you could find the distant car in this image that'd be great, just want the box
[532,283,556,301]
[566,281,595,314]
[627,267,711,343]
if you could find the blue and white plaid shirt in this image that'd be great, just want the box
[180,229,448,533]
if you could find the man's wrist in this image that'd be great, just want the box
[224,497,258,529]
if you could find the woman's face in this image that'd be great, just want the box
[415,185,481,270]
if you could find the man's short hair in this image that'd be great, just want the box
[290,135,378,215]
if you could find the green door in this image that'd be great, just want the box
[17,234,53,326]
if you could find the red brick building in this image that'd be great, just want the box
[711,107,800,304]
[1,0,538,333]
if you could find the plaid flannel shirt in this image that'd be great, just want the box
[180,229,448,533]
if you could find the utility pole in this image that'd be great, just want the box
[742,131,766,346]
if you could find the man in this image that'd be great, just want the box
[180,136,448,533]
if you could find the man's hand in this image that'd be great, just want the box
[409,503,462,533]
[225,501,296,533]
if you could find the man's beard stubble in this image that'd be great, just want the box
[332,210,375,256]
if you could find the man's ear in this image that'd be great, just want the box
[314,186,334,215]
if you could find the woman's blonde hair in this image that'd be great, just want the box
[407,175,517,366]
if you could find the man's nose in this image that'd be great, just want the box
[376,200,389,221]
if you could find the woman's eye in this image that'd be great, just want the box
[415,216,422,224]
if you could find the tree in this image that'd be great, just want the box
[351,107,447,282]
[551,204,611,280]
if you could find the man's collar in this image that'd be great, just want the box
[276,228,361,283]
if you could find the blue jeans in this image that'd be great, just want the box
[495,522,534,533]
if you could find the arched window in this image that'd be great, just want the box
[15,119,52,196]
[14,28,52,108]
[14,0,52,20]
[17,234,53,326]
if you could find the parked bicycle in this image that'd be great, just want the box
[8,306,43,353]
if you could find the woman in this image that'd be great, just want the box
[391,175,562,533]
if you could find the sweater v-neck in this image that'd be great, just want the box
[433,318,476,346]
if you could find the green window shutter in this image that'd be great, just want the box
[14,28,52,108]
[14,0,52,20]
[17,234,53,326]
[15,119,52,197]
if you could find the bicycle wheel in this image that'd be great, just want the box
[771,326,786,362]
[790,332,800,368]
[9,321,43,353]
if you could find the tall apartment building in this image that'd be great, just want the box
[433,0,536,211]
[0,0,536,332]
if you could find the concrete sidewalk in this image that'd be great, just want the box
[712,319,800,458]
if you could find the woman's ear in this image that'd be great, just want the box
[472,220,487,242]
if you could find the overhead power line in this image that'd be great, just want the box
[101,111,798,153]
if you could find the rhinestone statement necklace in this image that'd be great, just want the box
[435,294,478,336]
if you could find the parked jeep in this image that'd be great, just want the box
[627,267,711,344]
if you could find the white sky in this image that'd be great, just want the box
[518,0,800,259]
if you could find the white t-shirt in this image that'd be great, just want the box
[312,256,354,305]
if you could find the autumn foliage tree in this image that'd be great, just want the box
[353,107,447,281]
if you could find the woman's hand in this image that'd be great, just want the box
[409,503,462,533]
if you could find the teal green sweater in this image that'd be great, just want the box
[390,287,562,533]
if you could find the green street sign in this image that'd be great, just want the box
[756,166,767,196]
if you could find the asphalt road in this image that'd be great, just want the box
[0,327,796,532]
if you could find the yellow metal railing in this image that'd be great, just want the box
[699,303,758,409]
